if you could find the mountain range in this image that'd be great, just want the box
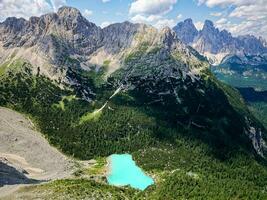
[173,18,267,65]
[1,6,267,199]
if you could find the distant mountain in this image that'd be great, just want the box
[172,18,198,45]
[173,19,267,65]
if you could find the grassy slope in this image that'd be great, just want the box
[1,59,267,199]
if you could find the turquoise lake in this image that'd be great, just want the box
[107,154,154,190]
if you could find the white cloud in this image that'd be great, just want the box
[102,0,111,2]
[129,0,178,31]
[100,21,112,28]
[129,0,177,16]
[198,0,255,8]
[131,14,175,30]
[176,14,182,20]
[198,0,267,39]
[131,14,162,23]
[50,0,66,11]
[83,9,93,18]
[194,21,204,30]
[0,0,67,21]
[216,18,267,39]
[210,12,222,17]
[216,18,227,24]
[0,0,50,21]
[154,19,175,29]
[229,4,267,20]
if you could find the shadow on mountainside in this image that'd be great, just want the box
[237,87,267,103]
[0,160,41,187]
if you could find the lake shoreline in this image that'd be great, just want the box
[106,153,154,190]
[105,156,112,177]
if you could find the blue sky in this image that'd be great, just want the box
[66,0,216,26]
[0,0,266,39]
[66,0,232,29]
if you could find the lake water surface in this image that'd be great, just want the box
[107,154,154,190]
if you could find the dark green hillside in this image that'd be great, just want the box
[0,59,261,160]
[237,87,267,131]
[211,63,267,153]
[211,56,267,91]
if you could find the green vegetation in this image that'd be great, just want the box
[148,45,162,54]
[14,142,267,199]
[0,59,26,76]
[212,66,267,91]
[81,65,108,88]
[79,108,103,123]
[103,60,111,67]
[0,59,157,159]
[1,59,267,199]
[54,95,77,111]
[16,179,136,200]
[249,102,267,130]
[203,70,248,115]
[134,144,267,200]
[87,157,107,176]
[124,42,150,63]
[0,61,9,75]
[212,66,267,141]
[72,157,107,178]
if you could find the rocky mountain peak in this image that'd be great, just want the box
[159,26,178,47]
[173,18,198,44]
[201,20,218,36]
[103,21,139,32]
[184,18,194,24]
[203,20,214,29]
[220,29,232,38]
[0,17,26,31]
[259,36,267,48]
[173,18,267,64]
[57,6,82,18]
[160,26,173,35]
[0,6,102,55]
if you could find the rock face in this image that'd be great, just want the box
[0,7,202,84]
[173,19,267,64]
[221,54,267,68]
[0,7,102,51]
[173,19,198,45]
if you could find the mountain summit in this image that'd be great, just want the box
[173,18,198,44]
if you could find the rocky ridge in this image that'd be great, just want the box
[0,7,205,97]
[173,19,267,65]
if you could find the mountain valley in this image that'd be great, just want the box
[1,6,267,200]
